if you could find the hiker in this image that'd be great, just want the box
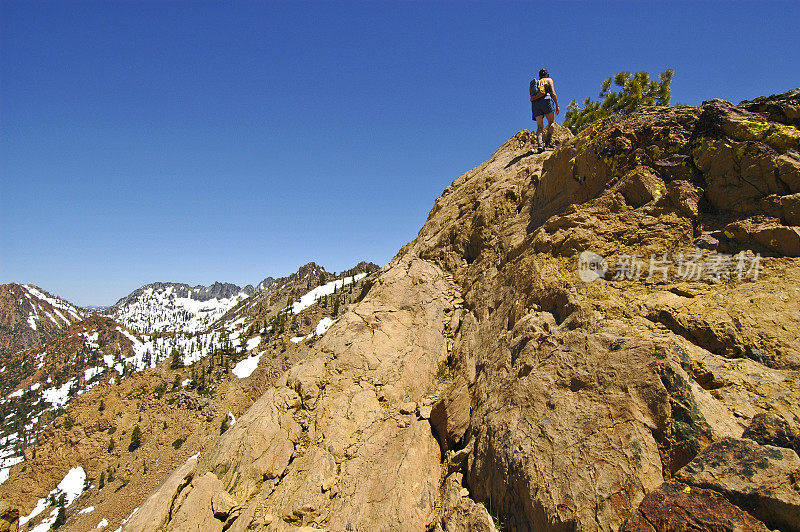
[530,68,560,152]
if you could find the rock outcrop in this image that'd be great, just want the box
[675,437,800,532]
[125,89,800,531]
[620,481,770,532]
[0,501,18,532]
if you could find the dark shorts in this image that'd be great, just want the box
[531,96,555,119]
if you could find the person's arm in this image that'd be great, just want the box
[548,79,560,115]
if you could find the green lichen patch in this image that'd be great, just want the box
[731,119,800,153]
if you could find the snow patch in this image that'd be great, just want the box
[315,317,335,336]
[42,380,75,408]
[232,352,262,379]
[83,331,100,349]
[23,285,82,318]
[291,273,366,314]
[96,518,109,528]
[246,336,261,351]
[57,466,87,505]
[19,466,86,527]
[53,309,68,323]
[84,366,105,381]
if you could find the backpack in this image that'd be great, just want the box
[530,78,547,101]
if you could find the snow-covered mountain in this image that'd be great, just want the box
[107,281,258,333]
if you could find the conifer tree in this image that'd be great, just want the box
[52,494,66,528]
[564,69,674,134]
[128,425,142,452]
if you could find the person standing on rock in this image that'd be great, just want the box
[530,68,560,152]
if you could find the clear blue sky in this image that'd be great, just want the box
[2,0,798,306]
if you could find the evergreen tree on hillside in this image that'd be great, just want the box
[564,69,674,134]
[170,348,182,369]
[52,494,67,528]
[129,425,142,452]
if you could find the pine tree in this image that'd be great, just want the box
[52,494,67,528]
[564,69,674,134]
[170,348,182,369]
[128,425,142,452]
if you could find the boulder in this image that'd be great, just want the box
[616,166,665,207]
[675,437,800,532]
[664,179,701,218]
[436,473,497,532]
[621,481,770,532]
[124,458,197,532]
[724,217,800,256]
[285,358,326,408]
[742,412,799,454]
[653,154,693,182]
[741,88,800,127]
[211,489,239,520]
[166,472,226,532]
[429,376,471,450]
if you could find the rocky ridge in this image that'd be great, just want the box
[122,89,800,531]
[0,283,84,358]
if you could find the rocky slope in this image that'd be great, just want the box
[0,283,84,358]
[115,89,800,531]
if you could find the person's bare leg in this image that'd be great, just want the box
[536,115,545,151]
[544,112,555,147]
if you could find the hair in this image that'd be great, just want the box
[539,68,549,79]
